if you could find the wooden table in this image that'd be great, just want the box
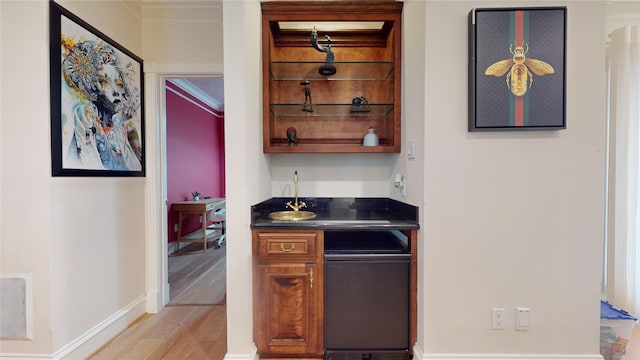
[172,198,225,252]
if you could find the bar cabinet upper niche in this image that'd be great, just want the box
[261,1,403,153]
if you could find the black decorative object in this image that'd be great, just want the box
[311,27,336,76]
[301,80,313,112]
[350,96,370,113]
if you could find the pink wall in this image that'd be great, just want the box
[166,81,225,243]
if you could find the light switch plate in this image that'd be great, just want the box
[407,139,416,159]
[516,307,530,331]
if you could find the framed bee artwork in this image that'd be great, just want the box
[468,7,567,131]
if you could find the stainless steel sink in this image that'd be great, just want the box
[268,210,317,221]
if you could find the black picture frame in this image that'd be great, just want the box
[50,1,145,176]
[468,7,566,131]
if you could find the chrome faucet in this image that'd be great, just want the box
[286,171,307,211]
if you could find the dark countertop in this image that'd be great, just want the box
[251,197,419,230]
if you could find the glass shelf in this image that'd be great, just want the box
[270,62,394,80]
[270,103,394,117]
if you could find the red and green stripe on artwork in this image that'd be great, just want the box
[509,10,528,127]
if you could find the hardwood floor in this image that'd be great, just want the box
[88,305,227,359]
[169,241,226,305]
[90,242,227,359]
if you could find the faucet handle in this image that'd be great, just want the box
[298,201,307,209]
[285,201,294,210]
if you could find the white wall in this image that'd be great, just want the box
[270,154,398,198]
[1,1,147,358]
[420,1,605,356]
[1,1,55,355]
[222,0,269,356]
[142,1,223,68]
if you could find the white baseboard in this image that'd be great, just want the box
[0,296,146,360]
[418,356,603,360]
[211,344,604,360]
[146,286,164,314]
[0,353,52,359]
[224,343,258,360]
[54,295,147,360]
[412,344,603,360]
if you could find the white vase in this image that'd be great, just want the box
[363,127,379,146]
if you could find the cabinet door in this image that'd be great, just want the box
[256,262,321,355]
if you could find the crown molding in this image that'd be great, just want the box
[168,78,223,113]
[147,62,223,75]
[141,0,222,23]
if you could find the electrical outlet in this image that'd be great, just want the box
[174,224,178,233]
[492,308,505,330]
[199,215,203,223]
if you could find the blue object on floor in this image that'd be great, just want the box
[601,300,638,320]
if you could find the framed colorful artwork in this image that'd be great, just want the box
[50,1,145,176]
[468,7,567,131]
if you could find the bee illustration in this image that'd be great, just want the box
[485,43,555,96]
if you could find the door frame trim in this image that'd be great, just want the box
[144,62,224,312]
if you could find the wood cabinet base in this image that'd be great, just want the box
[253,230,324,356]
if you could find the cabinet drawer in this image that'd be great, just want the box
[256,231,319,259]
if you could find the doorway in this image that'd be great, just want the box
[163,76,226,306]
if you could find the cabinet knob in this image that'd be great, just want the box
[279,242,296,252]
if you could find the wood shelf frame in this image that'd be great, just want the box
[262,1,403,153]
